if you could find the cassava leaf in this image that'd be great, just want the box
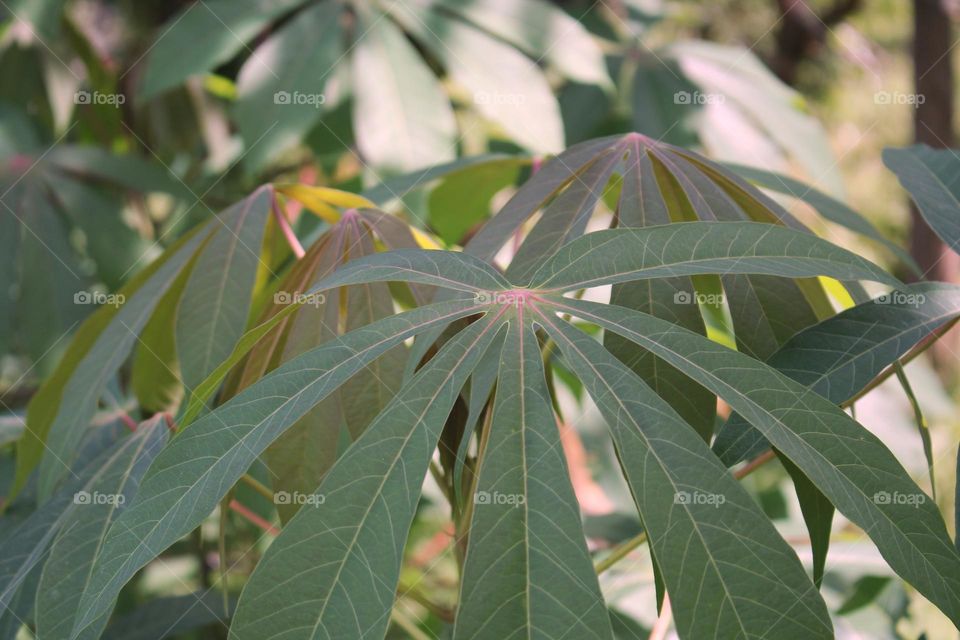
[229,311,506,640]
[25,225,210,499]
[234,1,342,171]
[533,305,832,639]
[605,142,715,440]
[176,187,271,389]
[35,417,169,640]
[527,222,900,291]
[71,299,484,636]
[713,282,960,466]
[883,145,960,257]
[139,0,305,99]
[0,418,166,616]
[351,5,456,172]
[549,296,960,626]
[454,316,613,639]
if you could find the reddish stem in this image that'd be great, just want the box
[271,194,305,259]
[229,499,279,536]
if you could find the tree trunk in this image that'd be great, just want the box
[911,0,959,372]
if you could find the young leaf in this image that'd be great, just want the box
[176,187,271,389]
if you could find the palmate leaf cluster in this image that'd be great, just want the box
[4,133,960,639]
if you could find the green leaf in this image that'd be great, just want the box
[351,6,457,172]
[668,41,839,195]
[24,224,210,499]
[714,282,960,466]
[234,1,342,171]
[71,299,485,636]
[883,145,960,256]
[725,162,920,273]
[229,311,506,640]
[426,0,611,88]
[605,143,715,440]
[506,146,621,281]
[139,0,305,99]
[527,222,900,291]
[426,160,524,245]
[35,417,169,640]
[176,187,271,389]
[361,154,522,207]
[0,419,166,616]
[465,137,617,261]
[454,317,613,639]
[265,219,406,522]
[387,0,564,154]
[550,296,960,626]
[533,306,832,639]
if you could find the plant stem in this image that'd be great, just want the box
[239,473,275,502]
[271,193,305,259]
[594,449,777,574]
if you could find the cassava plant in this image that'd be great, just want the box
[4,133,960,639]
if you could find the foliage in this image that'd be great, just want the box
[2,130,960,638]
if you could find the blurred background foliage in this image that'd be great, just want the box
[1,0,959,638]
